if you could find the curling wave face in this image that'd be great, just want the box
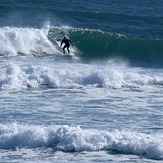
[48,27,163,67]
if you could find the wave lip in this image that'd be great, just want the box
[0,123,163,160]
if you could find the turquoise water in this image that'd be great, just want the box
[0,1,163,162]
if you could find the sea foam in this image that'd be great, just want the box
[0,62,163,90]
[0,26,59,56]
[0,123,163,160]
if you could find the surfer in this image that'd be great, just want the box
[60,36,73,54]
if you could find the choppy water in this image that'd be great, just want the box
[0,0,163,162]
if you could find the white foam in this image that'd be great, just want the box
[0,123,163,160]
[0,26,60,56]
[0,62,163,90]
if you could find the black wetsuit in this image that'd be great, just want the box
[61,38,73,54]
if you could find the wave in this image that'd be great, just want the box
[0,62,163,90]
[0,26,61,56]
[0,26,79,62]
[49,27,163,67]
[0,123,162,160]
[0,26,163,68]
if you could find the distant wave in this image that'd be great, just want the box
[0,123,163,160]
[49,27,163,67]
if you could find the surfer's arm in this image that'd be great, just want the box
[60,40,63,47]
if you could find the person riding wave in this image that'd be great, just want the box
[60,36,73,54]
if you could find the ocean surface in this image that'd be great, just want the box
[0,0,163,162]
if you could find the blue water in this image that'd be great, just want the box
[0,0,163,162]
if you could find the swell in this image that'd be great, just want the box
[0,1,162,39]
[49,27,163,67]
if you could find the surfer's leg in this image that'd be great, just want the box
[67,47,70,54]
[67,45,70,54]
[63,45,66,54]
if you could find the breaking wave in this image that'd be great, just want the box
[0,25,162,68]
[0,62,163,90]
[0,123,163,160]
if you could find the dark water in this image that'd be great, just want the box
[0,0,163,37]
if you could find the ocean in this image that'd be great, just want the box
[0,0,163,162]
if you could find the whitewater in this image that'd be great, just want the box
[0,0,163,162]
